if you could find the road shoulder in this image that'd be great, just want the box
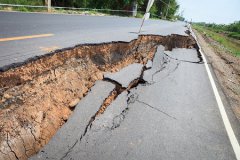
[193,29,240,150]
[193,29,240,121]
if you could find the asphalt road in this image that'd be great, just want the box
[0,11,187,70]
[1,11,240,160]
[31,46,240,160]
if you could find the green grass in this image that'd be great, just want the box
[0,5,143,18]
[228,32,240,40]
[204,27,240,40]
[193,24,240,56]
[0,0,43,5]
[0,6,47,12]
[0,5,108,15]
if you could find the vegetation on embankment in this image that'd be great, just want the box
[193,23,240,56]
[194,21,240,40]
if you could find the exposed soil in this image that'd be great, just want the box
[193,29,240,121]
[97,90,118,115]
[0,34,196,160]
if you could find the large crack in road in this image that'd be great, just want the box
[31,43,206,160]
[0,34,199,160]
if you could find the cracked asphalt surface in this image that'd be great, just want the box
[31,46,239,160]
[0,11,187,70]
[1,11,239,160]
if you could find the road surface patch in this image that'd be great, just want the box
[143,45,166,83]
[104,63,143,88]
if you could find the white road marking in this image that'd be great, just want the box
[190,26,240,160]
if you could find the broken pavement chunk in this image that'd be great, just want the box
[30,80,115,160]
[146,60,153,69]
[143,45,166,83]
[104,63,143,88]
[164,48,203,64]
[151,45,165,70]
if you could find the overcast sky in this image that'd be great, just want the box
[177,0,240,24]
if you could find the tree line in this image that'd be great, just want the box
[0,0,180,19]
[50,0,179,19]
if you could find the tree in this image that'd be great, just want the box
[0,0,180,19]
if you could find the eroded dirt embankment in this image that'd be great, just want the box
[0,35,196,160]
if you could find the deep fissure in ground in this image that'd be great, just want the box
[0,34,197,160]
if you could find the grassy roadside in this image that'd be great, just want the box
[0,6,160,20]
[0,5,46,12]
[193,24,240,56]
[0,6,112,16]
